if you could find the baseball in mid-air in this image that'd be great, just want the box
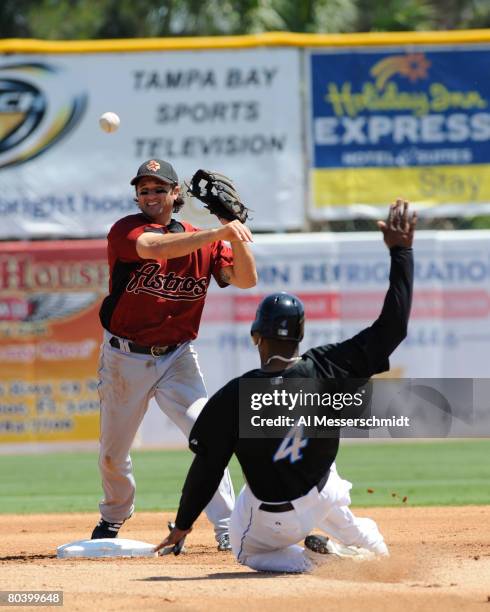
[99,111,120,133]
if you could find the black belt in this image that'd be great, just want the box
[258,471,330,513]
[109,336,179,357]
[259,501,294,513]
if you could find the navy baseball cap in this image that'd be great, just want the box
[130,159,179,185]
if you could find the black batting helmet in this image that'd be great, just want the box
[250,292,305,342]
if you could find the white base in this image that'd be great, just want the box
[57,538,157,559]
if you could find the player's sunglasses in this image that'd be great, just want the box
[137,187,171,196]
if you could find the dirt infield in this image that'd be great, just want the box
[1,507,489,611]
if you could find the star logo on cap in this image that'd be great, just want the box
[146,160,160,172]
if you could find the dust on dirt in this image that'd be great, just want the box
[1,507,489,611]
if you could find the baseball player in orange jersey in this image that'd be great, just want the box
[91,159,257,551]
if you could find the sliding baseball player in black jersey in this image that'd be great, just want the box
[156,200,416,572]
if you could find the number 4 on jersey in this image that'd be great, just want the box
[273,423,308,464]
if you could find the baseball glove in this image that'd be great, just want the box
[186,169,249,223]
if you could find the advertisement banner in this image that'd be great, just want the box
[3,231,490,449]
[308,47,490,219]
[0,240,107,444]
[195,231,490,394]
[0,48,304,238]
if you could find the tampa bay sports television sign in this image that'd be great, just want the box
[308,46,490,219]
[0,46,303,238]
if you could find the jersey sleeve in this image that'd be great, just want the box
[108,221,145,262]
[175,381,238,530]
[210,240,234,288]
[306,247,413,378]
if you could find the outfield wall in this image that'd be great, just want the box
[1,30,490,238]
[2,230,490,450]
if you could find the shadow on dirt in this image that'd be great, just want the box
[0,554,56,561]
[139,572,280,581]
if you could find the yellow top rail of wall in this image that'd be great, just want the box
[1,30,490,54]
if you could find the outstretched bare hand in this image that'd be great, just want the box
[377,198,417,249]
[154,526,191,556]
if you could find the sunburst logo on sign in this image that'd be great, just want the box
[370,53,431,89]
[0,62,87,169]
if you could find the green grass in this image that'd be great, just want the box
[1,440,489,514]
[336,439,490,506]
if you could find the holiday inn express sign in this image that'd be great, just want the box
[308,46,490,218]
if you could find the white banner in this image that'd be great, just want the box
[0,49,304,238]
[138,230,490,446]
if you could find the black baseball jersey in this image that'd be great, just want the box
[175,247,413,530]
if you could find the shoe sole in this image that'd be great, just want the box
[305,535,375,560]
[304,535,331,554]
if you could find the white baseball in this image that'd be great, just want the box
[99,112,120,133]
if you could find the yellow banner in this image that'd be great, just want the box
[0,240,108,444]
[312,164,490,208]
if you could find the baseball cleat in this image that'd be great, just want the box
[217,533,232,552]
[91,518,124,539]
[304,534,332,554]
[304,535,375,561]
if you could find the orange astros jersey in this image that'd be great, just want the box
[99,215,233,346]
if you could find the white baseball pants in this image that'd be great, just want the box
[97,331,235,539]
[229,463,387,572]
